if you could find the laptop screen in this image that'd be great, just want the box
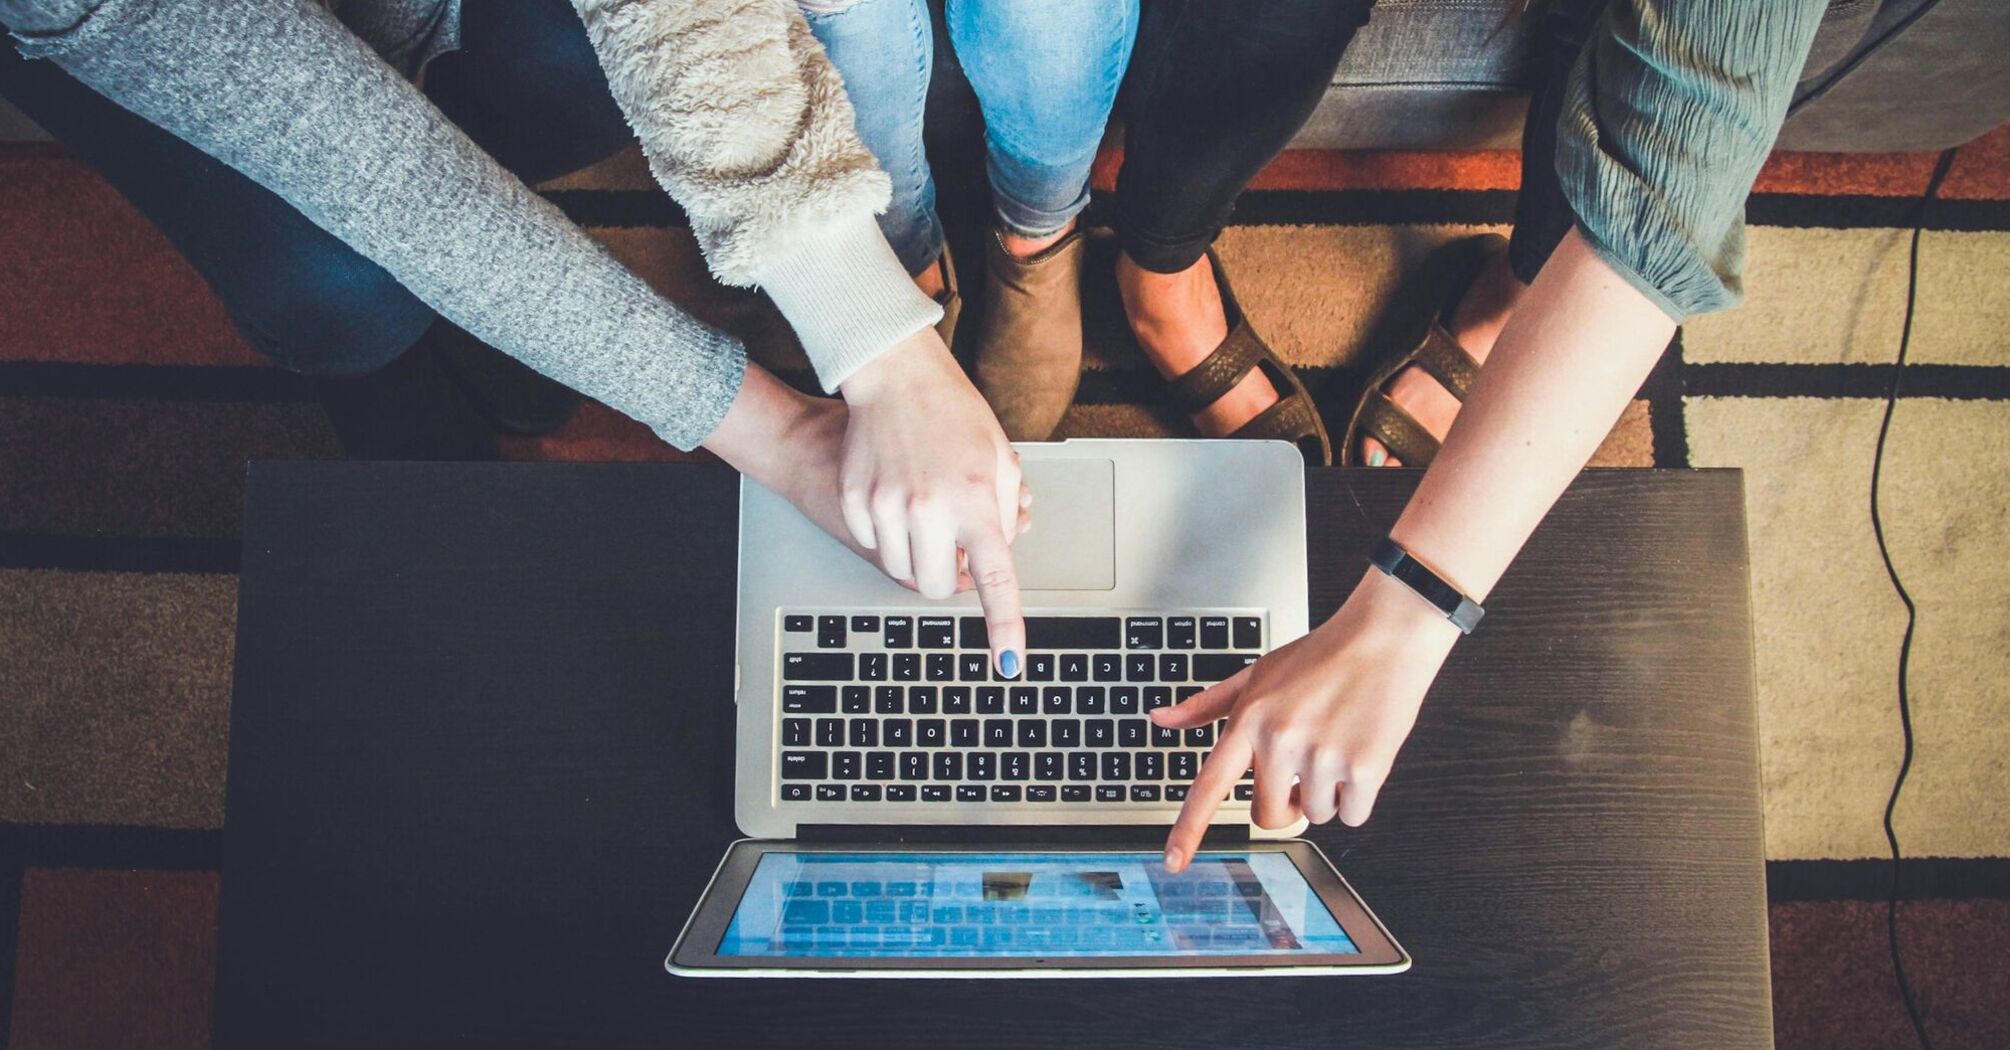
[717,850,1359,958]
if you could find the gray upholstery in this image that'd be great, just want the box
[1292,0,2009,152]
[0,94,45,140]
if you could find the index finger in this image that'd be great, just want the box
[1163,731,1252,873]
[959,523,1026,679]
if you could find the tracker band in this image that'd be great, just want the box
[1368,537,1485,634]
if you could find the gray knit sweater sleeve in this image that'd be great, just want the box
[1554,0,1826,321]
[3,0,744,450]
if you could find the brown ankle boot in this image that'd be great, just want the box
[973,227,1087,441]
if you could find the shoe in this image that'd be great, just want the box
[972,227,1087,441]
[311,335,500,461]
[426,321,583,437]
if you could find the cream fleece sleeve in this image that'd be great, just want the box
[573,0,942,391]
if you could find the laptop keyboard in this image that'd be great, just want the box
[774,612,1264,806]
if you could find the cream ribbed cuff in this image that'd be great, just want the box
[752,213,944,392]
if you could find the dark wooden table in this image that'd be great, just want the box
[217,462,1769,1049]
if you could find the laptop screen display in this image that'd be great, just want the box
[717,851,1359,958]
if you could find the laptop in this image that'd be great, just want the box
[668,439,1409,977]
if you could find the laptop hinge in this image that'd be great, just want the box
[797,824,1254,846]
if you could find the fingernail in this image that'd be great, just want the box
[1163,847,1182,870]
[998,649,1021,679]
[1367,448,1387,467]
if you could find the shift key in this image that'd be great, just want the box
[783,652,854,681]
[1192,653,1258,682]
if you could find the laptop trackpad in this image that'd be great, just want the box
[1013,458,1115,591]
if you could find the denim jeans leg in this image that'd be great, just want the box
[803,0,944,275]
[1507,0,1612,286]
[948,0,1138,239]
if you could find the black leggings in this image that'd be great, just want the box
[1116,0,1610,281]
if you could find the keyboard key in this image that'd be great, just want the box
[1060,654,1089,682]
[957,785,986,802]
[785,898,829,924]
[882,616,914,648]
[943,687,973,714]
[984,720,1014,748]
[908,686,938,714]
[782,685,836,713]
[833,751,862,780]
[992,785,1023,802]
[867,752,895,780]
[859,653,887,681]
[1003,753,1030,781]
[784,614,813,632]
[951,719,980,747]
[848,719,877,747]
[851,615,879,633]
[1093,653,1122,682]
[780,751,827,779]
[1027,654,1056,681]
[1085,719,1114,748]
[1131,785,1162,802]
[1119,719,1148,747]
[782,718,810,746]
[1042,687,1071,715]
[959,617,988,650]
[886,784,916,801]
[1051,718,1081,747]
[816,718,843,747]
[783,653,853,681]
[1010,688,1040,715]
[1185,723,1215,747]
[901,752,928,780]
[933,753,963,781]
[1194,653,1257,681]
[1024,617,1122,650]
[969,753,997,781]
[1077,687,1107,714]
[926,654,955,682]
[1102,753,1131,781]
[1234,784,1255,801]
[1016,720,1047,748]
[1110,687,1140,714]
[893,653,921,681]
[1125,617,1163,650]
[816,783,845,801]
[1158,654,1189,681]
[917,718,946,747]
[923,784,952,802]
[841,686,870,713]
[1177,686,1204,702]
[1170,752,1197,780]
[1167,616,1197,649]
[918,617,956,649]
[1199,617,1230,649]
[1027,785,1057,802]
[1069,752,1097,781]
[959,654,988,682]
[1143,686,1172,711]
[1166,785,1189,801]
[1036,753,1064,781]
[1096,785,1126,802]
[816,615,846,649]
[976,687,1005,714]
[1137,753,1163,780]
[1233,617,1263,649]
[874,686,903,714]
[1062,785,1092,802]
[1125,654,1156,682]
[852,784,882,801]
[781,783,810,801]
[1152,721,1181,747]
[884,719,913,747]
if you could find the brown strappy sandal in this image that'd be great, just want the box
[1341,233,1507,467]
[1161,248,1333,465]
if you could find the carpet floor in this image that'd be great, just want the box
[1,125,2006,1047]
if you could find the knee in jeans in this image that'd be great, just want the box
[227,247,433,377]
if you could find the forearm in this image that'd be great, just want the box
[1384,229,1674,603]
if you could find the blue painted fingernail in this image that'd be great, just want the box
[998,650,1021,678]
[1367,448,1387,467]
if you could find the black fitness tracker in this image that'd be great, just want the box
[1368,536,1485,635]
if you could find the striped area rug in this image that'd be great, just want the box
[2,128,2006,1047]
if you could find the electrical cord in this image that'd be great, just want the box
[1869,144,1957,1050]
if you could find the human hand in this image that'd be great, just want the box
[838,328,1029,675]
[1154,569,1462,871]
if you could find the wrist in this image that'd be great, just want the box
[703,366,817,486]
[1339,567,1465,649]
[837,328,944,406]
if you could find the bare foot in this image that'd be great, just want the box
[1360,250,1526,465]
[1116,251,1280,436]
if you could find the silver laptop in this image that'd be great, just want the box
[669,439,1408,976]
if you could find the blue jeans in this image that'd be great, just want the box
[805,0,1138,275]
[0,0,630,375]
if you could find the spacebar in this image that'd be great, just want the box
[1023,616,1121,650]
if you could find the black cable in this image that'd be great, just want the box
[1870,144,1957,1050]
